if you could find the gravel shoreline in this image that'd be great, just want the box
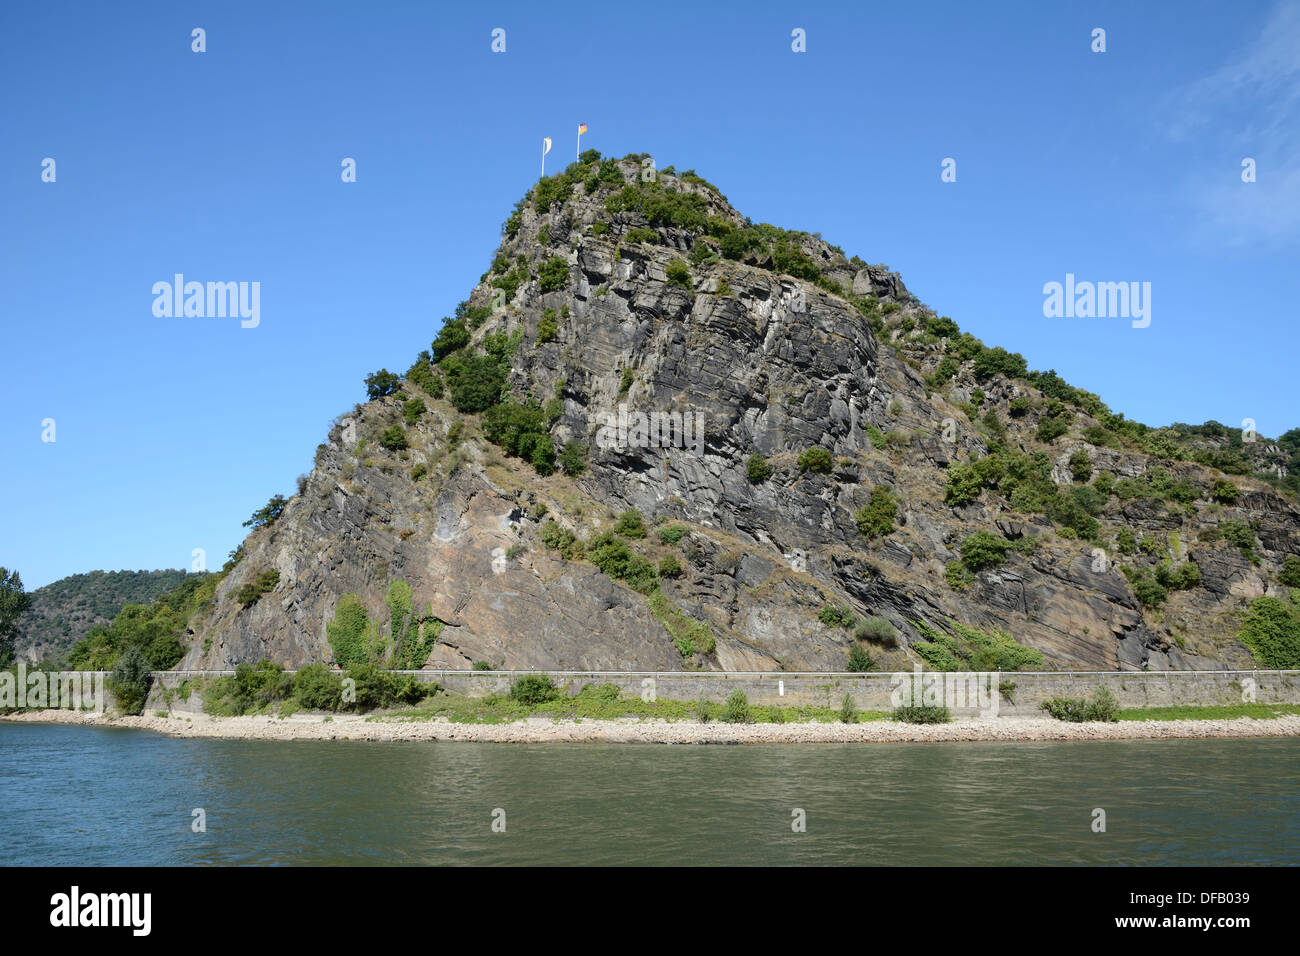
[4,707,1300,744]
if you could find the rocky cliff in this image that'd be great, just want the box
[180,154,1300,673]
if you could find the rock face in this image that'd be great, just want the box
[182,157,1300,673]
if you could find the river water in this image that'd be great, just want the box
[1,723,1295,865]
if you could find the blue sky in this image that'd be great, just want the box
[3,0,1298,589]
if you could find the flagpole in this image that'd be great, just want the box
[542,139,546,177]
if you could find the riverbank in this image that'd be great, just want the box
[5,707,1300,743]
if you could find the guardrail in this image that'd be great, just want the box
[151,668,1300,679]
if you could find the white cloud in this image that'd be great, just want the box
[1164,1,1300,245]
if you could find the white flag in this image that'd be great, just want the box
[542,137,552,156]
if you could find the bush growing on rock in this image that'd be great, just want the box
[402,397,426,424]
[537,308,559,344]
[797,447,833,474]
[665,258,692,289]
[1068,450,1092,482]
[846,645,875,672]
[235,568,280,608]
[537,256,570,293]
[959,531,1010,571]
[1280,555,1300,588]
[364,369,400,398]
[559,441,587,476]
[614,509,647,538]
[586,532,658,594]
[1211,479,1240,503]
[855,488,899,538]
[540,520,581,560]
[441,353,508,413]
[656,525,685,546]
[379,425,409,451]
[243,494,287,529]
[745,453,772,483]
[818,604,855,628]
[855,616,898,646]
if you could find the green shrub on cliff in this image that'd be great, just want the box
[327,595,380,668]
[797,447,832,474]
[1280,555,1300,588]
[1238,594,1300,669]
[846,645,875,672]
[745,454,772,483]
[855,488,899,538]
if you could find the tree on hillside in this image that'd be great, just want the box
[243,494,288,529]
[0,568,34,667]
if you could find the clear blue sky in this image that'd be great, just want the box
[3,0,1297,589]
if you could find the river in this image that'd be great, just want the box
[2,723,1295,865]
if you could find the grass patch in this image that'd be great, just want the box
[376,687,889,725]
[1116,703,1300,721]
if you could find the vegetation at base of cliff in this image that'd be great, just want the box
[326,594,382,668]
[720,688,750,723]
[647,591,715,657]
[108,645,152,715]
[1237,591,1300,669]
[67,572,220,671]
[1040,687,1120,722]
[1116,703,1300,721]
[327,584,445,670]
[892,703,952,724]
[200,659,435,717]
[509,673,559,704]
[911,619,1043,671]
[381,682,890,725]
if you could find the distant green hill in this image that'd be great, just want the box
[14,569,195,665]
